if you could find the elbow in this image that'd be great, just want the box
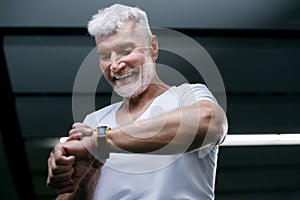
[205,105,228,145]
[193,103,228,149]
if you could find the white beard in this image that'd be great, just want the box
[113,57,155,98]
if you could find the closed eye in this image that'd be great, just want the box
[117,48,133,56]
[115,43,136,56]
[99,52,111,61]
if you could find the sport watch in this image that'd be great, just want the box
[96,126,111,159]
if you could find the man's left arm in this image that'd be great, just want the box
[107,100,228,154]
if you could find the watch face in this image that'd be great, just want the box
[97,126,110,136]
[96,126,110,160]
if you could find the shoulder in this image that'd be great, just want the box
[174,83,217,105]
[176,83,211,93]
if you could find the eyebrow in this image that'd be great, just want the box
[98,42,137,52]
[114,42,137,52]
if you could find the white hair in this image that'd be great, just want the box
[87,4,152,42]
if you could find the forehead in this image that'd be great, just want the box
[96,22,146,50]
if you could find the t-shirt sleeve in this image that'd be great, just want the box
[82,112,98,128]
[179,83,218,107]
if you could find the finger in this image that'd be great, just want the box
[54,153,76,166]
[51,160,73,175]
[49,178,74,190]
[48,154,70,178]
[69,128,79,136]
[56,166,84,194]
[67,133,82,141]
[49,154,75,176]
[47,157,55,187]
[57,184,77,194]
[49,167,75,184]
[52,144,75,163]
[72,123,94,133]
[69,127,90,136]
[72,122,88,129]
[47,162,75,187]
[48,175,74,188]
[69,127,94,138]
[69,127,92,136]
[50,177,74,190]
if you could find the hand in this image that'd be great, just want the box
[46,143,75,193]
[67,122,104,184]
[65,123,104,193]
[46,139,96,194]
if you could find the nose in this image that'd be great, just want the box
[110,51,125,72]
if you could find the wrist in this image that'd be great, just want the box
[105,127,131,154]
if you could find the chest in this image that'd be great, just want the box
[115,104,150,126]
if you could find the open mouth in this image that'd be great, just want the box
[113,71,136,81]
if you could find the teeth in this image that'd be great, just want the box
[115,72,134,80]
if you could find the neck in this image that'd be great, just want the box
[122,80,170,112]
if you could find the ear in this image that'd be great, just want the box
[150,35,159,62]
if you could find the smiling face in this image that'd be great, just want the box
[96,21,158,98]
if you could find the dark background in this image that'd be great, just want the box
[1,0,300,199]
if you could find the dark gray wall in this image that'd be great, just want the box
[1,0,300,29]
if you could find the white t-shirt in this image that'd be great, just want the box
[83,83,220,200]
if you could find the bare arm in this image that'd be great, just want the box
[107,100,228,154]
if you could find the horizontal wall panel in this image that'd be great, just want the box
[226,95,300,134]
[215,167,300,192]
[3,35,104,93]
[16,95,112,137]
[197,36,300,93]
[215,190,300,200]
[4,35,300,93]
[1,0,299,30]
[218,146,300,167]
[16,96,74,137]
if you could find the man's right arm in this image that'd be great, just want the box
[47,137,103,200]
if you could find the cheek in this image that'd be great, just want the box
[126,52,147,67]
[99,61,111,78]
[99,59,109,71]
[99,59,106,69]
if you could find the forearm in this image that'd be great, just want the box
[107,100,227,154]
